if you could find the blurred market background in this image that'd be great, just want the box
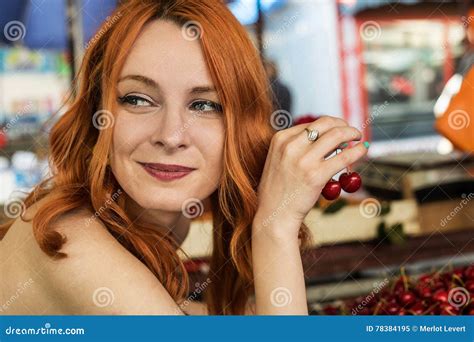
[0,0,473,315]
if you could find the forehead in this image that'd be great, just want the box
[119,19,213,92]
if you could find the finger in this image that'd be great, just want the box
[275,116,349,159]
[302,126,362,162]
[273,115,348,143]
[323,141,369,177]
[323,137,362,159]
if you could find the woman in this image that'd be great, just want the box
[0,0,368,315]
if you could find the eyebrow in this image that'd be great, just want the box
[118,74,217,95]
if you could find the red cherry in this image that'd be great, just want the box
[464,266,474,280]
[399,291,416,306]
[465,280,474,293]
[321,179,341,200]
[417,286,432,299]
[433,290,448,303]
[339,172,362,193]
[398,308,407,315]
[433,281,446,291]
[358,307,371,315]
[410,303,425,315]
[418,274,433,284]
[392,277,407,294]
[323,305,339,315]
[386,294,398,304]
[364,296,377,308]
[386,303,401,315]
[439,303,459,315]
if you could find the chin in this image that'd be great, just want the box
[134,193,185,212]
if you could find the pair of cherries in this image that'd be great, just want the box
[320,147,362,200]
[321,171,362,200]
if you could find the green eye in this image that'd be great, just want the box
[190,100,223,113]
[118,95,153,107]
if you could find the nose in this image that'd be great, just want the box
[150,105,190,152]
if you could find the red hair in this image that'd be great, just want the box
[0,0,311,315]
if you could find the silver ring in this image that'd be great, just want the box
[304,128,319,143]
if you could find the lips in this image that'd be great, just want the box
[139,162,195,182]
[140,162,196,172]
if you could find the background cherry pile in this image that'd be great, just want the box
[318,265,474,315]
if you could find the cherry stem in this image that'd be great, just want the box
[400,267,408,291]
[452,274,464,287]
[422,302,440,315]
[372,300,385,315]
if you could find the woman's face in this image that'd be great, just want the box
[109,20,225,213]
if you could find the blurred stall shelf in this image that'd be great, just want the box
[186,229,474,301]
[0,135,49,159]
[357,152,474,201]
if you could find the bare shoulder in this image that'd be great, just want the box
[37,206,184,315]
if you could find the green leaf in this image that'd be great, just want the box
[376,221,387,241]
[322,198,348,215]
[380,201,391,216]
[387,223,405,245]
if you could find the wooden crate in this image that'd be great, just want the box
[417,197,474,234]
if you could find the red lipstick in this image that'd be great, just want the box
[140,162,195,181]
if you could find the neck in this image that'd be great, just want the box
[124,196,191,247]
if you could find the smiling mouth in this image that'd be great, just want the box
[139,162,196,172]
[138,162,196,181]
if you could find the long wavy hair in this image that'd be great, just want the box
[0,0,311,315]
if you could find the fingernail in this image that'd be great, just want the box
[363,141,370,149]
[340,142,349,148]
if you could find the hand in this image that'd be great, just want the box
[254,116,369,239]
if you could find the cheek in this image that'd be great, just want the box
[109,118,145,184]
[193,122,225,177]
[110,113,149,159]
